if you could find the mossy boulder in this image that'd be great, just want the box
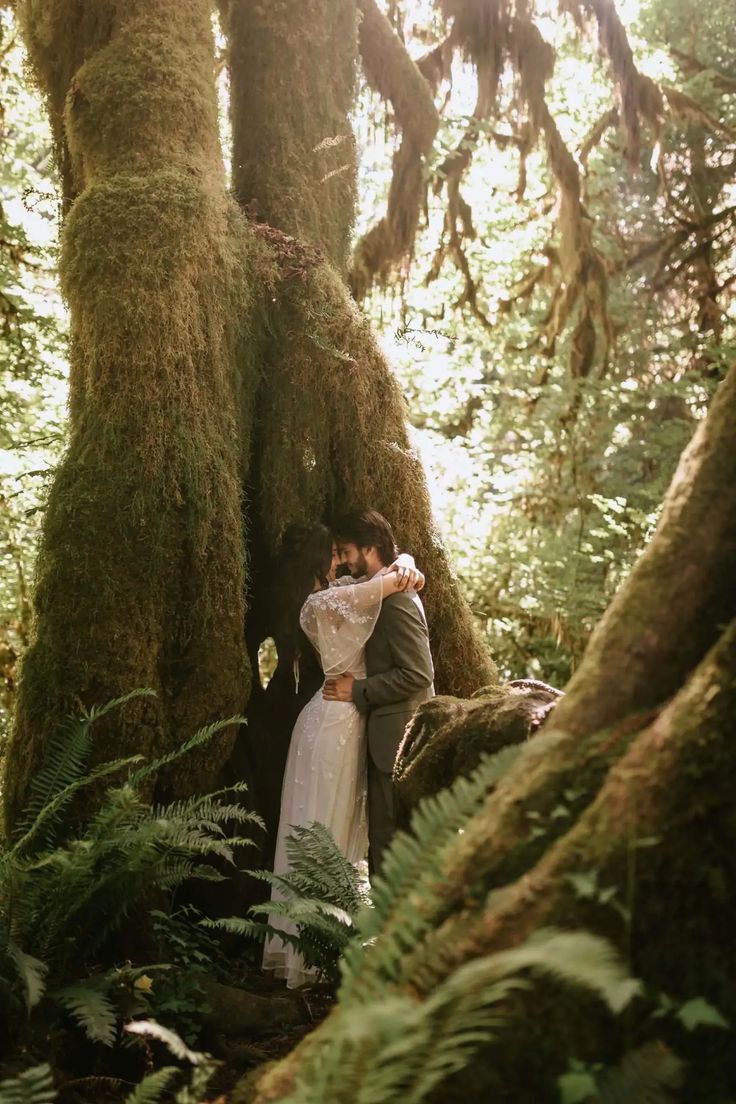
[394,679,563,823]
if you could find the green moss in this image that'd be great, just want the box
[4,0,265,826]
[223,0,359,272]
[252,245,496,697]
[394,684,564,823]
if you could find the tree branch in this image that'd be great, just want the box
[350,0,440,298]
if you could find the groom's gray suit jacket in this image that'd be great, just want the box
[351,590,434,773]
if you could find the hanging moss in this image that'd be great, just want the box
[4,0,266,826]
[351,0,440,298]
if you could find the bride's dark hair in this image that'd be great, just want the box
[272,522,333,664]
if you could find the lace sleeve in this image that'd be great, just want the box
[300,574,384,676]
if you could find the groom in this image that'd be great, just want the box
[323,510,434,875]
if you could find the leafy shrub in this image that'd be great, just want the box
[0,689,262,1049]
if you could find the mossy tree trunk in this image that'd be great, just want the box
[5,1,494,842]
[4,0,262,825]
[245,363,736,1101]
[220,0,496,847]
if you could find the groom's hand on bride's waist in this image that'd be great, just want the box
[323,673,354,702]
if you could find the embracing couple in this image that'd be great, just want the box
[263,510,434,987]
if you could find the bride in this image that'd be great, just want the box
[262,521,422,987]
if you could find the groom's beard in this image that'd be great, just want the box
[351,551,369,578]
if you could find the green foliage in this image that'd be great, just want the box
[343,740,531,998]
[123,1067,178,1104]
[146,910,221,1046]
[207,820,371,989]
[272,929,639,1104]
[0,692,262,1050]
[0,1064,56,1104]
[0,10,67,758]
[358,0,736,684]
[559,1042,684,1104]
[53,983,117,1046]
[123,1021,218,1104]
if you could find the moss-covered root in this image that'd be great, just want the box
[551,358,736,739]
[221,0,358,273]
[254,244,496,697]
[394,681,563,821]
[406,621,736,1007]
[365,357,736,938]
[4,0,260,827]
[376,619,736,1101]
[245,622,736,1104]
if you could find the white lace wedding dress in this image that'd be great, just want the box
[262,573,384,987]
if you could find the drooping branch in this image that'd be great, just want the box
[560,0,663,160]
[579,105,619,167]
[670,46,736,95]
[351,0,440,298]
[512,17,611,375]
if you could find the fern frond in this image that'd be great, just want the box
[84,687,156,724]
[124,1067,178,1104]
[251,897,354,934]
[15,689,155,845]
[341,740,540,999]
[278,927,639,1104]
[283,822,368,913]
[470,928,641,1014]
[199,916,268,939]
[54,984,118,1046]
[127,716,246,787]
[7,942,47,1010]
[9,754,144,860]
[0,1064,56,1104]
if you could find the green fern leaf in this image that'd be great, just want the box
[16,688,155,845]
[54,984,118,1046]
[199,916,267,939]
[470,928,641,1014]
[124,1067,178,1104]
[9,754,144,860]
[0,1064,56,1104]
[340,740,541,999]
[7,942,48,1009]
[127,716,246,787]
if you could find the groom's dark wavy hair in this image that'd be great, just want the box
[333,509,398,567]
[272,522,333,664]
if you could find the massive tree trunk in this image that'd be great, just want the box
[219,0,496,850]
[5,0,495,840]
[3,0,262,825]
[243,364,736,1101]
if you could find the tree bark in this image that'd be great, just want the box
[4,0,259,825]
[220,0,359,274]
